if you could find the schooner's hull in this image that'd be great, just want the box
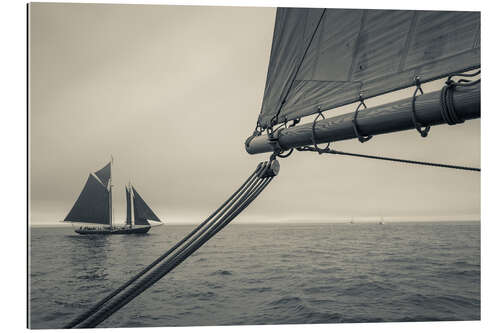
[75,226,151,235]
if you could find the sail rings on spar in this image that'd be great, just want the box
[351,96,373,143]
[410,77,431,137]
[256,9,480,129]
[311,109,331,154]
[66,161,277,328]
[274,118,301,159]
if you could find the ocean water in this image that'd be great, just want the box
[29,222,480,329]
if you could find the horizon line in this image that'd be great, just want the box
[30,219,480,227]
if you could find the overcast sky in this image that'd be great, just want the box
[29,3,480,225]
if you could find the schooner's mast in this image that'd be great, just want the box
[129,181,135,228]
[109,156,113,228]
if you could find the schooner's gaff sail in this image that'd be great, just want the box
[132,186,161,226]
[64,173,110,224]
[95,162,111,188]
[257,8,480,129]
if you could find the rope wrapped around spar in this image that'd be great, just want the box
[65,160,279,328]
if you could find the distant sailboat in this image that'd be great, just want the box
[349,217,354,224]
[378,217,385,225]
[63,160,163,234]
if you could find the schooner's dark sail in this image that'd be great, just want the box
[63,161,164,234]
[132,186,161,226]
[64,174,110,224]
[95,162,111,188]
[257,8,480,128]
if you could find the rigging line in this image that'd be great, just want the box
[80,176,272,328]
[410,76,430,137]
[77,164,275,328]
[447,69,480,81]
[65,166,261,329]
[296,146,480,172]
[70,166,262,328]
[204,178,273,243]
[76,171,262,327]
[440,71,480,127]
[164,175,270,276]
[270,8,327,127]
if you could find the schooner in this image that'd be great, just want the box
[63,160,163,234]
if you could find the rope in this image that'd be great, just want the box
[79,167,273,328]
[440,81,462,125]
[446,70,481,86]
[276,147,294,158]
[64,169,257,328]
[440,70,480,125]
[269,8,327,128]
[296,146,480,172]
[351,95,373,143]
[67,161,277,328]
[410,76,431,137]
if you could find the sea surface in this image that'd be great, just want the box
[29,222,480,329]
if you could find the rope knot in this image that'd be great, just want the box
[410,76,430,137]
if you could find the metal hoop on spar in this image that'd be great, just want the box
[311,109,331,154]
[351,95,373,143]
[410,76,431,137]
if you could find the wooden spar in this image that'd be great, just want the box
[245,83,480,155]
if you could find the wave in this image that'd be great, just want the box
[29,223,480,328]
[209,270,233,276]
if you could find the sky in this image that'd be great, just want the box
[29,3,480,225]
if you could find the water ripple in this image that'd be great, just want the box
[29,222,480,328]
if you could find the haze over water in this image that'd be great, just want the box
[29,221,480,328]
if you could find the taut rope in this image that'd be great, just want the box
[296,146,480,172]
[66,160,278,328]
